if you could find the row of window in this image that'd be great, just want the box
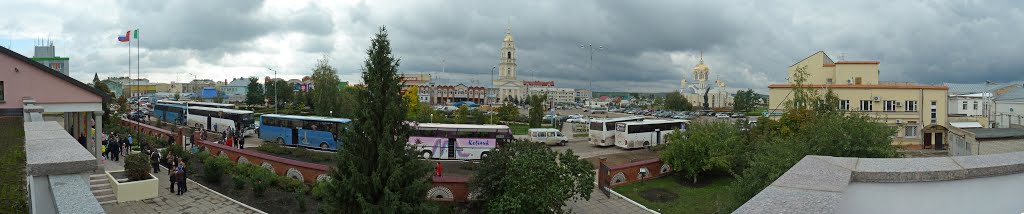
[961,101,981,111]
[890,125,919,138]
[411,129,510,139]
[261,117,346,132]
[839,100,919,112]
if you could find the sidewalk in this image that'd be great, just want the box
[99,153,262,214]
[562,174,653,214]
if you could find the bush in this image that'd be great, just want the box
[196,151,212,164]
[124,153,151,181]
[203,156,231,183]
[311,181,329,201]
[296,192,308,213]
[277,177,304,192]
[252,179,268,197]
[232,175,247,190]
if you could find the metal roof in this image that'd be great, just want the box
[186,106,253,114]
[995,87,1024,102]
[965,128,1024,139]
[943,82,1020,94]
[261,114,351,123]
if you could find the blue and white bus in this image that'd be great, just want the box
[153,102,187,125]
[185,101,236,109]
[258,114,350,151]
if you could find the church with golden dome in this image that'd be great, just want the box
[679,52,733,109]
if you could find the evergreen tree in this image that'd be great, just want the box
[244,77,264,107]
[528,94,547,128]
[92,78,113,123]
[324,27,432,213]
[311,55,341,116]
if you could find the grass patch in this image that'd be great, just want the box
[613,174,734,214]
[0,117,28,213]
[252,143,336,164]
[509,123,529,135]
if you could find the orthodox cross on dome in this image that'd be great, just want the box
[507,17,511,34]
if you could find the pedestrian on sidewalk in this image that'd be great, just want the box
[168,156,178,194]
[226,133,234,148]
[150,149,160,173]
[110,138,121,162]
[78,134,86,148]
[176,159,187,195]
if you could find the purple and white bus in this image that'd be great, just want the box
[408,123,512,160]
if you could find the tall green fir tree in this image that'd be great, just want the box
[323,26,432,213]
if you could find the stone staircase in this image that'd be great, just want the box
[89,174,116,205]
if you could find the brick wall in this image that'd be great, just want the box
[193,131,330,183]
[428,176,472,202]
[120,118,183,146]
[599,158,672,187]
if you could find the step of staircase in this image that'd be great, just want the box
[89,174,116,205]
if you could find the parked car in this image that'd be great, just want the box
[731,113,746,118]
[528,128,568,146]
[716,113,731,118]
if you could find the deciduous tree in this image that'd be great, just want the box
[244,77,264,107]
[454,104,469,124]
[472,141,593,213]
[311,56,341,116]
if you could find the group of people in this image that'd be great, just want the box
[164,153,188,195]
[101,133,133,162]
[215,126,246,150]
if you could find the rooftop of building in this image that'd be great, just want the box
[966,128,1024,139]
[943,82,1021,94]
[768,83,948,90]
[995,87,1024,101]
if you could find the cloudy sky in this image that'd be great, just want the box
[2,0,1022,93]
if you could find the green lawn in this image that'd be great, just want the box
[507,123,554,135]
[613,175,734,214]
[0,117,28,213]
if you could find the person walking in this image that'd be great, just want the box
[109,138,120,162]
[127,134,133,154]
[176,159,187,195]
[238,134,245,149]
[168,156,177,194]
[226,133,234,148]
[78,134,86,148]
[150,149,160,173]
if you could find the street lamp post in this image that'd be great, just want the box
[580,43,603,102]
[267,68,278,114]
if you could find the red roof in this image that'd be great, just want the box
[523,81,555,86]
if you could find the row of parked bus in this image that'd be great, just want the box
[153,100,256,134]
[588,116,689,149]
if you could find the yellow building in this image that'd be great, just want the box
[768,51,949,149]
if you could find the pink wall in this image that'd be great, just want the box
[0,54,101,109]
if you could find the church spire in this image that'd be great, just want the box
[699,50,704,63]
[506,17,511,34]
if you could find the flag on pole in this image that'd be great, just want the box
[133,29,139,39]
[118,31,130,42]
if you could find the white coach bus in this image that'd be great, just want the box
[588,116,645,146]
[614,119,689,149]
[185,106,255,133]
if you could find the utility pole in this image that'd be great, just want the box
[267,68,278,114]
[580,43,603,102]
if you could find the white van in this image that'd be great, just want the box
[528,128,568,146]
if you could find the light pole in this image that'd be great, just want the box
[580,43,603,102]
[267,68,278,114]
[490,66,496,105]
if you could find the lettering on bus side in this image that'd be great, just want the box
[466,139,490,146]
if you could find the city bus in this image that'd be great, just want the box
[408,123,512,160]
[258,114,350,151]
[614,119,689,149]
[185,106,255,133]
[588,116,645,146]
[153,102,188,125]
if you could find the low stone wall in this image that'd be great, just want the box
[600,158,672,187]
[120,118,182,146]
[193,133,330,184]
[735,152,1024,213]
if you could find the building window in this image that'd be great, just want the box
[962,101,968,110]
[883,100,898,112]
[904,126,917,138]
[839,100,850,110]
[826,78,833,84]
[860,100,873,111]
[855,77,862,84]
[930,101,938,124]
[905,100,918,112]
[973,101,978,110]
[0,81,4,101]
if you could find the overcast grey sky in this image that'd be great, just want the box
[2,0,1022,93]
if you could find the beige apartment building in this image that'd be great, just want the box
[768,51,949,148]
